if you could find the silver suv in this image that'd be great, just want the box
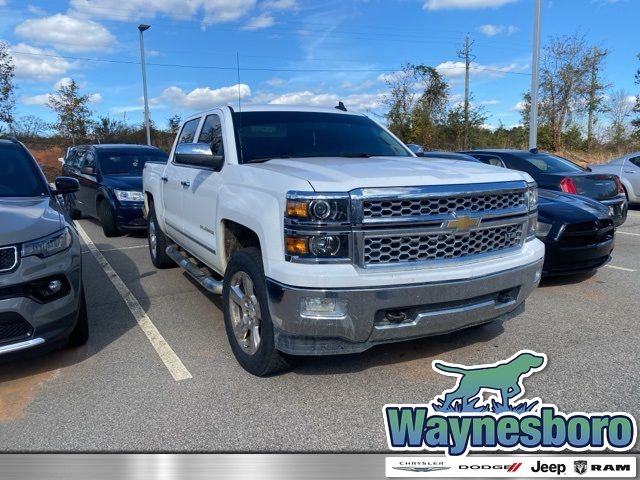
[0,138,88,357]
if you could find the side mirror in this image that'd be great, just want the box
[174,143,224,171]
[81,166,96,175]
[58,157,65,165]
[52,176,79,195]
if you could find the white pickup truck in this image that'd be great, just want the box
[143,105,545,376]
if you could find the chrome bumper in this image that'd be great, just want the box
[267,258,543,355]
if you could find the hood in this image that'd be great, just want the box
[0,197,64,246]
[100,173,143,191]
[537,189,609,223]
[249,156,529,191]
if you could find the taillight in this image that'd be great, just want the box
[613,175,624,194]
[560,177,577,194]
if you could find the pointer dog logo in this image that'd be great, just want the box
[383,350,637,456]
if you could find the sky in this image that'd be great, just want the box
[0,0,638,131]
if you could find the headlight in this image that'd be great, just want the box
[527,182,538,211]
[285,234,350,260]
[114,190,144,202]
[285,192,350,224]
[22,228,73,258]
[535,220,553,239]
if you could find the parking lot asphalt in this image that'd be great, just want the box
[1,211,639,452]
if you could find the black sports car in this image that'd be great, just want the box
[536,189,615,276]
[462,149,628,227]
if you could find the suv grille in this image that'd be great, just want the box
[363,192,525,220]
[0,312,33,344]
[0,246,18,273]
[560,219,614,247]
[363,223,524,266]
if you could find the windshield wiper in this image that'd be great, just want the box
[339,153,388,158]
[243,156,292,164]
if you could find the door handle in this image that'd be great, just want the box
[161,175,168,182]
[624,170,636,174]
[180,180,191,187]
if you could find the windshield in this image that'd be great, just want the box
[98,149,168,175]
[519,153,583,173]
[0,144,48,197]
[233,111,411,163]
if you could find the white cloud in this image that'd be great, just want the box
[625,95,637,107]
[479,99,501,106]
[15,14,116,52]
[242,13,275,30]
[9,43,75,80]
[0,0,6,6]
[436,60,527,79]
[154,84,251,109]
[88,93,103,103]
[21,94,51,106]
[513,100,527,111]
[261,0,298,10]
[477,24,518,36]
[54,77,73,90]
[266,77,285,86]
[424,0,517,10]
[69,0,256,25]
[258,90,384,112]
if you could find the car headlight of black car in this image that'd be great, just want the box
[22,227,73,258]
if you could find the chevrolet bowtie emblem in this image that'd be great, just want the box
[446,215,480,231]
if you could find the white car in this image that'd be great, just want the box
[590,152,640,204]
[143,105,545,376]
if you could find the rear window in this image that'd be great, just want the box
[97,149,168,175]
[519,153,583,174]
[0,144,48,197]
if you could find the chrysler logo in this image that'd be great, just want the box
[446,215,480,231]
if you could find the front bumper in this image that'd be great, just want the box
[0,239,82,357]
[600,196,628,227]
[115,202,147,231]
[267,258,543,355]
[542,236,614,276]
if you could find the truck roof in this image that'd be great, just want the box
[186,104,366,121]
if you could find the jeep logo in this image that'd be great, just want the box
[531,461,567,475]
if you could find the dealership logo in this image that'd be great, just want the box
[383,350,637,456]
[574,460,587,475]
[392,466,450,473]
[459,462,522,472]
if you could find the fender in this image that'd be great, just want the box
[95,186,117,216]
[620,176,637,203]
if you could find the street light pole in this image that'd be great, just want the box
[529,0,542,151]
[138,24,151,146]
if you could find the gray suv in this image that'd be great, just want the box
[0,138,88,357]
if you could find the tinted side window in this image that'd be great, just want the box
[82,151,96,168]
[473,154,505,167]
[178,118,200,144]
[198,114,224,156]
[629,156,640,168]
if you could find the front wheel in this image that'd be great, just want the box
[98,200,120,237]
[222,247,289,376]
[147,204,175,269]
[67,288,89,347]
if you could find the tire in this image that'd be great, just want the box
[63,195,82,220]
[147,204,176,269]
[67,288,89,347]
[222,247,289,376]
[98,200,120,237]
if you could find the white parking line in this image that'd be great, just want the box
[75,222,192,382]
[81,245,147,254]
[617,231,640,237]
[605,265,637,272]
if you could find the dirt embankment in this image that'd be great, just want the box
[29,146,64,181]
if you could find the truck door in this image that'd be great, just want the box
[179,113,225,266]
[624,156,640,198]
[162,117,202,243]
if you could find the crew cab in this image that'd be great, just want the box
[143,106,545,376]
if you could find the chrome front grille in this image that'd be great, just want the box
[363,191,525,220]
[363,224,524,266]
[0,247,18,273]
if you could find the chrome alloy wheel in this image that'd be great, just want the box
[148,216,157,258]
[228,271,262,355]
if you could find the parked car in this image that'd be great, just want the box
[417,151,482,162]
[405,143,424,154]
[588,152,640,204]
[143,105,544,376]
[61,144,168,237]
[535,190,614,276]
[0,138,88,357]
[462,149,628,226]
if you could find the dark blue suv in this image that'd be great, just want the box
[61,144,167,237]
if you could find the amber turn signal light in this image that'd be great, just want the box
[286,200,309,218]
[285,236,309,255]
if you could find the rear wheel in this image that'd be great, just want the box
[98,200,120,237]
[147,204,175,269]
[222,247,289,376]
[67,288,89,347]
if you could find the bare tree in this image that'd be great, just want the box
[538,34,590,150]
[13,115,50,139]
[607,89,634,149]
[382,64,416,141]
[0,41,16,131]
[167,114,182,135]
[48,79,93,145]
